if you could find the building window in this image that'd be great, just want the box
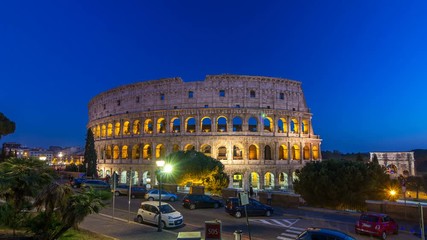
[117,100,121,106]
[250,90,256,98]
[136,96,140,103]
[160,94,165,101]
[235,105,240,108]
[204,105,209,108]
[219,90,225,97]
[188,91,193,98]
[280,92,284,100]
[103,104,106,110]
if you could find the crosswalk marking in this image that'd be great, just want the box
[277,228,304,240]
[250,218,300,228]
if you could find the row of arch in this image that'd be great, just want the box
[98,142,320,161]
[92,115,311,138]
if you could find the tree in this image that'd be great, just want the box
[405,176,425,199]
[164,150,229,194]
[0,112,15,139]
[84,128,97,178]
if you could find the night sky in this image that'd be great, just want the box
[1,1,426,153]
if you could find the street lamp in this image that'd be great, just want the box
[155,160,172,232]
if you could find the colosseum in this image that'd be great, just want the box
[88,74,322,191]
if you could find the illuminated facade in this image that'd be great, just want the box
[370,152,416,177]
[88,74,322,190]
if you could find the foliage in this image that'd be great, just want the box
[164,150,229,194]
[84,129,97,178]
[65,163,85,172]
[293,159,391,210]
[0,112,15,139]
[405,175,425,199]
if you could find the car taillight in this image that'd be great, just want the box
[184,199,190,203]
[375,225,380,230]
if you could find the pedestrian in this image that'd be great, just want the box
[249,186,254,198]
[267,190,272,205]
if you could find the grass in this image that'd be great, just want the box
[0,227,116,240]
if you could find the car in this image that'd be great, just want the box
[297,227,356,240]
[355,212,398,239]
[113,185,147,198]
[81,180,111,190]
[70,178,86,188]
[182,194,223,210]
[136,201,183,229]
[225,197,273,218]
[144,189,178,202]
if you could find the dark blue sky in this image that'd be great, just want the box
[1,1,426,153]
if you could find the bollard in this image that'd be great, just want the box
[234,230,243,240]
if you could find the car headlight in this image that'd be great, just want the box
[168,216,173,219]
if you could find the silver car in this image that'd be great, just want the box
[144,189,178,202]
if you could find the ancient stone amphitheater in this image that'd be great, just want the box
[88,74,322,190]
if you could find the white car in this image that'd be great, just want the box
[136,201,183,228]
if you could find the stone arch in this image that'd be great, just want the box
[263,117,273,132]
[279,144,288,160]
[185,117,196,133]
[249,144,259,160]
[201,117,212,132]
[133,120,140,134]
[131,170,138,185]
[184,144,195,151]
[232,116,243,132]
[200,144,212,157]
[277,117,287,133]
[292,170,299,182]
[114,122,120,136]
[144,119,153,134]
[312,145,319,160]
[95,125,101,138]
[120,170,127,184]
[217,116,227,132]
[113,145,120,159]
[217,146,227,160]
[232,172,243,189]
[387,164,398,174]
[264,145,272,160]
[156,144,166,159]
[106,145,112,159]
[142,171,151,185]
[303,144,310,160]
[264,172,275,189]
[132,144,140,159]
[292,144,300,160]
[290,118,299,133]
[123,121,130,135]
[101,124,106,137]
[248,116,258,132]
[157,118,166,133]
[107,123,113,137]
[279,172,289,189]
[121,145,129,159]
[302,119,309,134]
[172,144,180,152]
[233,144,243,160]
[249,172,260,189]
[143,144,152,160]
[171,117,181,133]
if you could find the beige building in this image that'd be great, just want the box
[370,152,416,177]
[88,74,322,190]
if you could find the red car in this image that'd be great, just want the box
[355,212,398,239]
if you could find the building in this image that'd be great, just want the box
[369,152,416,177]
[88,74,322,190]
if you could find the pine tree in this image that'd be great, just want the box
[84,129,97,178]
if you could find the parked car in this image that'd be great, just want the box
[113,185,147,198]
[225,197,273,218]
[355,212,398,239]
[182,194,223,210]
[136,201,183,228]
[297,227,356,240]
[144,189,178,202]
[81,180,111,190]
[70,178,86,188]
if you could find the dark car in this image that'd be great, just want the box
[297,227,356,240]
[70,178,86,188]
[182,194,223,210]
[355,212,398,239]
[81,180,111,190]
[114,185,147,198]
[225,197,273,218]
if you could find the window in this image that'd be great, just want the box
[136,96,140,103]
[204,105,209,108]
[103,104,106,110]
[250,90,256,98]
[280,92,284,100]
[188,91,193,98]
[117,100,121,106]
[160,94,165,100]
[219,90,225,97]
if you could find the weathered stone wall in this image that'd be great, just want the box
[366,200,426,222]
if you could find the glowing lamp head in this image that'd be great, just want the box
[156,160,165,167]
[164,164,173,173]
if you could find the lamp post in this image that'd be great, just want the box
[155,160,172,232]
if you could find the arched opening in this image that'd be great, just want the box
[233,173,243,189]
[263,117,273,132]
[290,118,299,133]
[292,144,300,160]
[387,164,398,174]
[217,146,227,160]
[264,172,274,189]
[144,119,153,134]
[98,169,104,178]
[132,144,140,159]
[312,146,319,160]
[171,118,181,133]
[293,171,299,182]
[249,145,258,160]
[121,145,128,159]
[157,118,166,133]
[279,144,288,160]
[101,124,106,137]
[131,170,138,185]
[264,145,272,160]
[201,117,212,132]
[156,144,166,159]
[107,123,113,137]
[200,144,212,157]
[186,117,196,133]
[106,145,112,159]
[113,145,119,159]
[249,172,260,189]
[133,120,140,134]
[277,118,287,133]
[172,144,180,152]
[279,172,289,189]
[142,171,151,185]
[248,117,258,132]
[302,119,309,134]
[143,144,152,160]
[233,145,243,160]
[96,125,100,138]
[217,116,227,132]
[184,144,195,152]
[233,117,242,132]
[250,90,256,98]
[303,144,310,160]
[123,121,130,135]
[120,170,127,184]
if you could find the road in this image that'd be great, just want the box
[80,194,421,240]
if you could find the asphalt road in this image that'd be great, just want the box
[79,194,422,240]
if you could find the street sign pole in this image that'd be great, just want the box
[239,192,251,240]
